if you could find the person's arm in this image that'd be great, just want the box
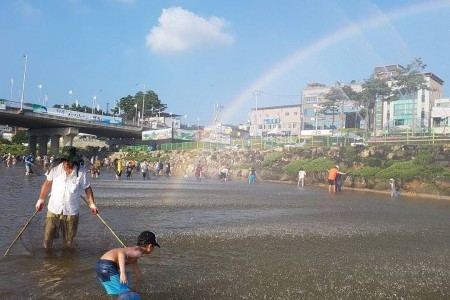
[85,186,98,214]
[35,180,52,211]
[118,251,128,284]
[130,262,143,282]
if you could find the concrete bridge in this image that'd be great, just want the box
[0,102,142,157]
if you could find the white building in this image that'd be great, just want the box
[373,65,444,135]
[249,104,301,137]
[431,98,450,135]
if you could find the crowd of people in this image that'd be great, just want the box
[2,151,400,197]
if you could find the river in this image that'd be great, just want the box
[1,163,450,299]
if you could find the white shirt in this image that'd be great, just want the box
[46,163,91,215]
[298,170,306,179]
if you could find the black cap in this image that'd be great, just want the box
[60,146,80,163]
[137,231,160,248]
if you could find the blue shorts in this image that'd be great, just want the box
[96,259,131,295]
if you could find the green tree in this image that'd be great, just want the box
[359,75,391,134]
[391,58,429,99]
[323,83,360,129]
[357,57,430,135]
[11,130,27,144]
[115,90,167,121]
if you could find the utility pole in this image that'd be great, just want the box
[253,85,261,137]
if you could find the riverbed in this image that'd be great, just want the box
[1,164,450,299]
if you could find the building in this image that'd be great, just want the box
[373,65,444,135]
[301,82,363,135]
[248,64,446,138]
[431,98,450,135]
[249,104,301,137]
[144,112,181,130]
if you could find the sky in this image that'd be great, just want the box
[1,0,450,127]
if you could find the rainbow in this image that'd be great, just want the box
[221,0,450,124]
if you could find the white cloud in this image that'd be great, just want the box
[146,7,234,53]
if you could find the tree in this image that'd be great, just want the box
[359,75,391,133]
[391,58,429,99]
[11,129,27,144]
[115,90,167,121]
[323,84,360,130]
[356,57,431,135]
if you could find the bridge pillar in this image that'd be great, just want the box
[28,127,79,156]
[63,135,74,147]
[38,135,49,157]
[28,135,37,156]
[50,135,60,156]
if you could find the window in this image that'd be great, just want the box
[304,96,317,104]
[394,119,405,126]
[304,108,315,117]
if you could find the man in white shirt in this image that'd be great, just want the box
[35,147,98,249]
[298,169,306,187]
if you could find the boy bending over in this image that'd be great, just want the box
[96,231,160,296]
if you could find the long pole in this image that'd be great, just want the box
[142,85,145,125]
[4,210,38,256]
[38,84,43,104]
[80,196,126,248]
[10,78,13,101]
[20,54,28,111]
[254,85,260,137]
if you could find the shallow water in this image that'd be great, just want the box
[1,163,450,299]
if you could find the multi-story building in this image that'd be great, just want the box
[249,65,446,138]
[249,104,301,137]
[431,98,450,135]
[301,82,363,134]
[373,65,444,135]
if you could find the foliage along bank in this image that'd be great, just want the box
[108,143,450,197]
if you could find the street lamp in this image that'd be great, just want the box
[136,84,146,126]
[92,90,102,114]
[92,95,96,114]
[68,90,73,110]
[20,54,28,111]
[38,84,43,104]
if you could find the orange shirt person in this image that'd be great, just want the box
[328,165,346,193]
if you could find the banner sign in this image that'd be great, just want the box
[142,128,230,143]
[201,132,231,144]
[142,128,173,141]
[46,108,123,125]
[173,129,197,140]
